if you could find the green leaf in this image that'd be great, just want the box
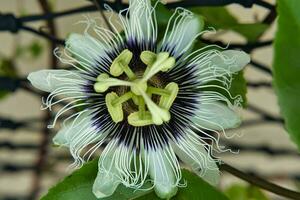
[191,7,268,42]
[273,0,300,150]
[225,184,269,200]
[155,2,173,26]
[191,7,237,27]
[137,169,229,200]
[173,169,229,200]
[41,159,152,200]
[43,160,229,200]
[41,159,98,200]
[229,70,247,107]
[231,23,268,43]
[154,2,204,42]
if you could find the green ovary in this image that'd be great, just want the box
[93,49,179,126]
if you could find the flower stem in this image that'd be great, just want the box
[219,163,300,200]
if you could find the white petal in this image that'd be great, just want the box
[146,148,178,199]
[53,125,69,147]
[27,69,82,93]
[65,33,105,66]
[173,138,220,186]
[53,111,107,167]
[52,112,96,147]
[93,141,121,198]
[93,170,120,198]
[211,50,250,73]
[161,10,203,57]
[193,101,241,130]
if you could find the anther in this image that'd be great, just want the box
[147,86,170,96]
[112,92,133,106]
[95,50,179,127]
[128,111,153,126]
[138,88,171,125]
[110,49,136,80]
[159,82,179,110]
[141,51,176,81]
[105,92,124,123]
[94,73,132,93]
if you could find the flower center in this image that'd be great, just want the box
[93,49,178,126]
[130,79,147,96]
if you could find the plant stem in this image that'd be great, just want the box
[220,163,300,200]
[29,0,58,199]
[250,60,272,75]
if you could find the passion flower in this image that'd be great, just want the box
[28,0,250,199]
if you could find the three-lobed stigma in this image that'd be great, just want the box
[93,49,178,126]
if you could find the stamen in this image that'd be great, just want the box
[137,87,170,125]
[94,73,132,93]
[105,92,124,123]
[130,79,148,96]
[140,51,156,65]
[141,51,176,81]
[112,92,133,106]
[128,96,153,126]
[110,49,136,80]
[138,96,146,119]
[147,86,170,96]
[94,50,179,126]
[140,51,156,75]
[128,111,153,126]
[159,82,179,110]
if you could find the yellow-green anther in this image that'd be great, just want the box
[147,86,170,96]
[112,92,133,106]
[138,87,170,125]
[110,49,136,79]
[105,92,124,123]
[142,52,175,81]
[159,82,179,110]
[94,73,132,93]
[96,73,110,81]
[128,111,153,127]
[141,51,157,76]
[140,51,156,65]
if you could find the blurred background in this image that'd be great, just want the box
[0,0,299,200]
